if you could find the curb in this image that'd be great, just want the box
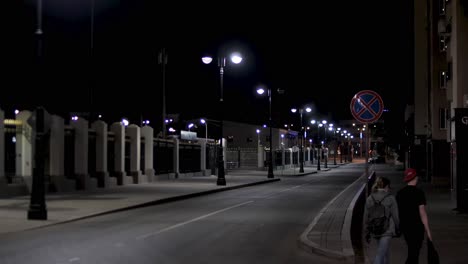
[297,171,368,262]
[279,171,318,177]
[11,178,281,234]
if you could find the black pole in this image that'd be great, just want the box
[28,0,47,220]
[159,48,168,138]
[268,89,274,178]
[217,57,226,185]
[299,112,304,173]
[28,108,48,220]
[317,146,321,170]
[334,144,337,165]
[325,146,328,168]
[340,143,343,163]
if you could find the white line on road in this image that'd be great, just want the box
[262,185,303,199]
[69,257,80,262]
[136,200,254,240]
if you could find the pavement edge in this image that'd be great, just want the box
[10,178,281,234]
[297,171,369,263]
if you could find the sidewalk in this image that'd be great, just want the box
[363,164,468,264]
[0,166,318,235]
[298,160,366,263]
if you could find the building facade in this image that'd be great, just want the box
[411,0,468,210]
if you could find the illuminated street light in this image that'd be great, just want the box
[256,85,282,178]
[202,51,243,185]
[291,106,312,173]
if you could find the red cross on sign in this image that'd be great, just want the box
[350,90,384,124]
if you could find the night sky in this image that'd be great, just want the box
[4,1,412,137]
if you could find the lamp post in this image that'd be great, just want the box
[202,52,242,185]
[291,107,311,173]
[159,48,168,138]
[311,120,321,169]
[256,87,277,178]
[321,120,328,142]
[200,119,207,143]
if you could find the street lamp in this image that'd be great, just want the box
[311,120,320,170]
[291,107,311,173]
[159,48,168,138]
[202,52,243,185]
[200,119,207,143]
[188,123,195,131]
[256,86,280,178]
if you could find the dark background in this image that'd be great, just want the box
[3,1,413,139]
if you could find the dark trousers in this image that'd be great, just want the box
[403,228,424,264]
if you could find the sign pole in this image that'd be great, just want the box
[350,90,384,180]
[365,124,370,177]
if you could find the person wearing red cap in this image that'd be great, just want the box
[396,168,433,263]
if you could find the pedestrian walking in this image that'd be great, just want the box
[396,168,433,264]
[364,176,400,264]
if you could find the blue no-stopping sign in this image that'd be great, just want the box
[350,90,384,124]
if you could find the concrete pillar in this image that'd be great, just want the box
[222,138,227,171]
[49,115,74,192]
[110,122,132,185]
[126,124,147,183]
[0,109,6,192]
[141,125,155,180]
[200,140,207,175]
[173,138,179,178]
[16,111,33,192]
[70,118,97,190]
[281,147,285,169]
[257,145,264,168]
[289,149,293,168]
[92,120,117,188]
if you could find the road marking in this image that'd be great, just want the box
[262,185,303,199]
[136,201,254,240]
[69,257,80,262]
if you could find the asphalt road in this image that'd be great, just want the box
[0,164,365,264]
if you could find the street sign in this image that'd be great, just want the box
[350,90,384,124]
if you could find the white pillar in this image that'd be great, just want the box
[71,118,97,190]
[92,120,117,188]
[16,111,33,192]
[0,109,6,192]
[200,140,207,175]
[110,122,131,185]
[281,147,285,169]
[141,125,155,180]
[257,144,264,168]
[173,138,179,178]
[222,138,227,171]
[48,115,75,192]
[126,124,147,183]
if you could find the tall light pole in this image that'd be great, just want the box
[311,120,319,169]
[257,87,278,178]
[202,52,243,185]
[291,107,311,173]
[159,48,168,138]
[200,119,208,143]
